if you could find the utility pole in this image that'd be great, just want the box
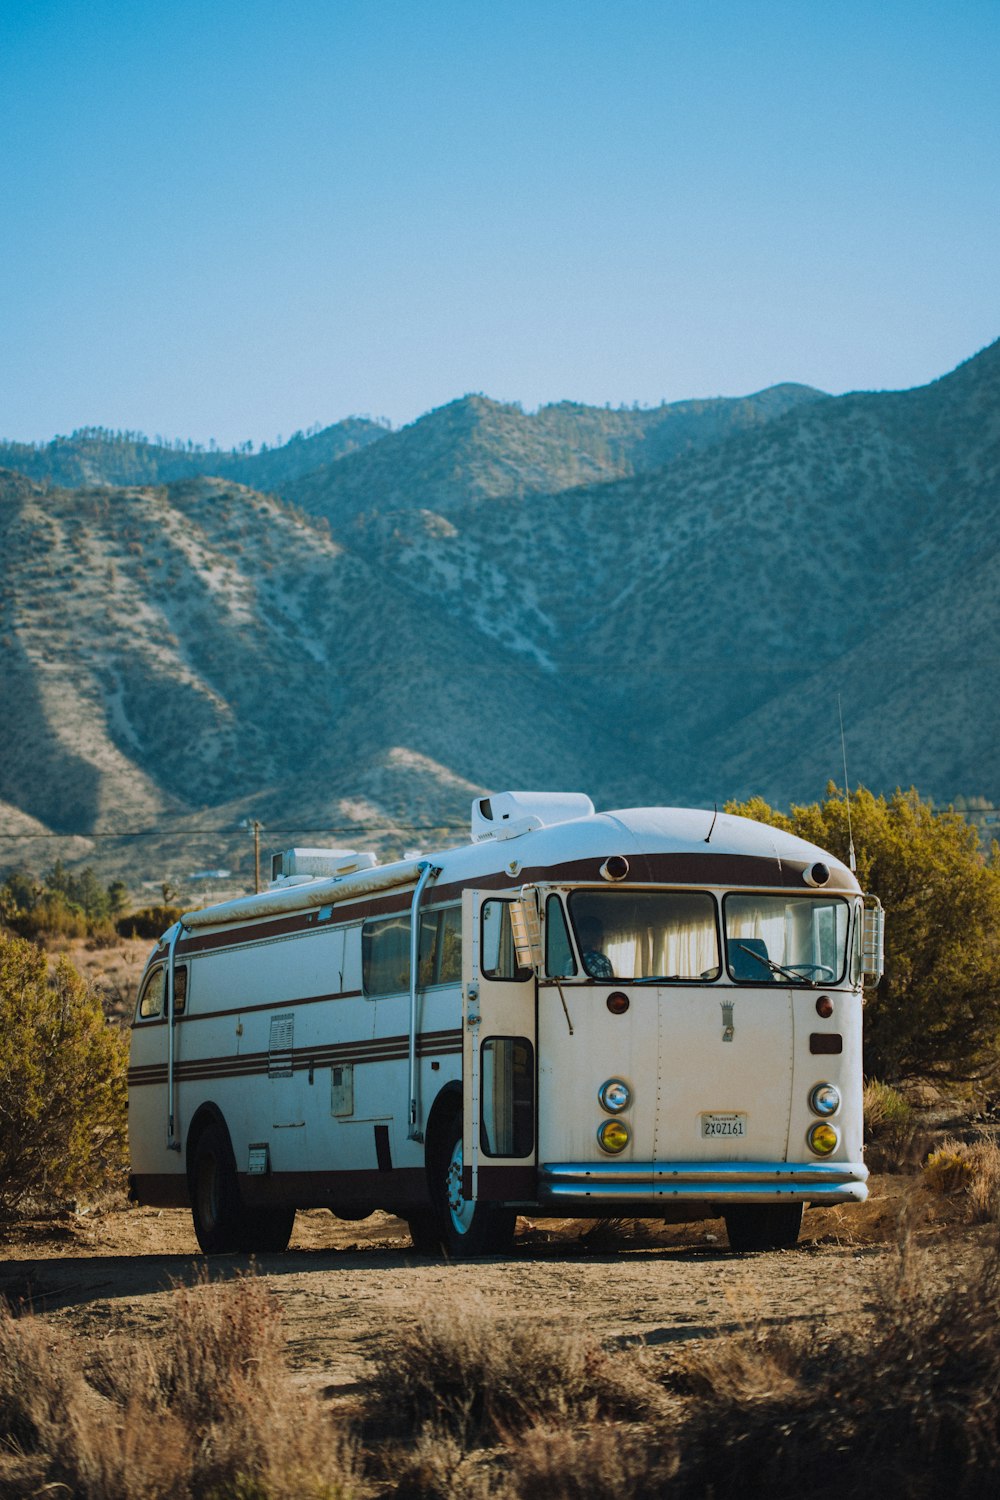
[253,820,261,893]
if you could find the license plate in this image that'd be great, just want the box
[701,1111,747,1138]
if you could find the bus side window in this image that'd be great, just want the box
[545,895,577,977]
[362,915,411,997]
[482,900,532,982]
[173,965,188,1016]
[137,966,165,1020]
[137,965,187,1020]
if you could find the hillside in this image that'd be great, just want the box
[0,417,390,493]
[0,344,996,890]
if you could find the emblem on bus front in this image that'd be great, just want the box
[721,1001,735,1042]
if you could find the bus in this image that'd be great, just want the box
[128,791,883,1255]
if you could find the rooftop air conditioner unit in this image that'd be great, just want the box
[471,791,594,843]
[269,848,378,884]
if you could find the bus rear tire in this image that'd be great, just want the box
[433,1113,515,1258]
[239,1205,296,1254]
[190,1122,243,1254]
[723,1202,803,1252]
[404,1207,442,1253]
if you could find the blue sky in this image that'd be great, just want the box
[1,0,997,446]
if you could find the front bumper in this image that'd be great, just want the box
[538,1159,869,1206]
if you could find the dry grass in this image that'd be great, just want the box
[660,1220,1000,1499]
[369,1292,666,1446]
[863,1077,921,1170]
[924,1133,1000,1221]
[0,1272,361,1500]
[6,1211,1000,1498]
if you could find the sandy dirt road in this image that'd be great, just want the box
[1,1178,969,1397]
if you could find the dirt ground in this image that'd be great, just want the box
[0,1179,980,1401]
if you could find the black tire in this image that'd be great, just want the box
[190,1122,244,1254]
[404,1206,442,1253]
[723,1202,803,1252]
[239,1204,296,1255]
[431,1112,516,1258]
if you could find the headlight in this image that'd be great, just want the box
[807,1122,839,1156]
[597,1119,630,1154]
[809,1083,841,1117]
[598,1078,631,1114]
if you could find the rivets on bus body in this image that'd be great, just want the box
[607,991,630,1015]
[815,995,834,1018]
[600,855,629,882]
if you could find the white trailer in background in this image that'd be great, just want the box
[128,792,883,1255]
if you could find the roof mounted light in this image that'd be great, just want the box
[600,856,629,882]
[803,862,831,887]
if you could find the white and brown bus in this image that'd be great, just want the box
[128,791,883,1255]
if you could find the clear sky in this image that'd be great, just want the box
[1,0,997,446]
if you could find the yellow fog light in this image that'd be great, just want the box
[807,1122,839,1156]
[597,1119,631,1154]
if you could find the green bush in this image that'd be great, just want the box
[726,786,1000,1078]
[117,904,183,940]
[0,932,128,1216]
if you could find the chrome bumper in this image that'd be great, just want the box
[538,1159,869,1205]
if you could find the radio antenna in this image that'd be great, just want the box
[838,694,857,873]
[705,802,718,844]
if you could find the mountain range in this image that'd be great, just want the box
[0,343,997,891]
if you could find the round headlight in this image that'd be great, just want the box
[597,1119,630,1154]
[598,1077,631,1114]
[809,1082,841,1117]
[807,1122,839,1156]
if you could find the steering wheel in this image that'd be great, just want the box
[786,963,835,980]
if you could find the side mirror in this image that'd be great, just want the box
[861,899,884,983]
[510,886,543,972]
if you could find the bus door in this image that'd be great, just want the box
[461,890,537,1201]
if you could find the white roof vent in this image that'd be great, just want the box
[269,848,378,885]
[471,791,594,843]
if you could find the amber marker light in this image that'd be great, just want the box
[607,991,630,1015]
[816,995,834,1018]
[807,1122,839,1156]
[597,1119,630,1154]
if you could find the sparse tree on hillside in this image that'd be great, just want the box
[725,785,1000,1079]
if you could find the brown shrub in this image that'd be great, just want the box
[2,1274,361,1500]
[0,1302,80,1453]
[863,1078,920,1171]
[384,1422,494,1500]
[665,1223,1000,1498]
[924,1134,1000,1221]
[502,1421,676,1500]
[369,1292,664,1444]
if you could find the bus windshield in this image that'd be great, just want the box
[723,893,849,984]
[567,890,720,982]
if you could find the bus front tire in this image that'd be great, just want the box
[432,1113,515,1258]
[723,1202,803,1252]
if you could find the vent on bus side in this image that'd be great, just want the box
[471,792,595,843]
[269,848,378,885]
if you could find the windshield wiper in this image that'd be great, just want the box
[633,974,682,984]
[736,943,802,985]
